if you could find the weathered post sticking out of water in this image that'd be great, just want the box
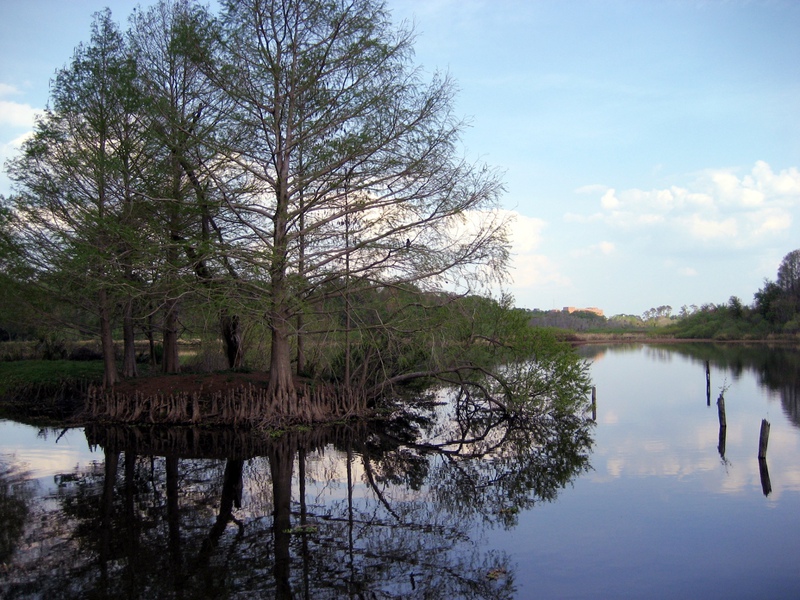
[758,419,770,459]
[591,386,597,421]
[716,393,727,429]
[705,361,711,406]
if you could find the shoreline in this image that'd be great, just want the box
[564,332,799,345]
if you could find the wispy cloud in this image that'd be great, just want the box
[571,241,616,258]
[0,83,22,97]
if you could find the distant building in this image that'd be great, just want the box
[563,306,604,317]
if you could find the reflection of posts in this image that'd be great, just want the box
[758,458,772,497]
[705,361,711,406]
[716,393,727,460]
[591,386,597,421]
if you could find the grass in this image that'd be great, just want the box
[0,360,105,398]
[0,360,105,423]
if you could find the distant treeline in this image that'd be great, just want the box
[665,248,800,340]
[529,249,800,340]
[526,310,645,332]
[527,248,800,341]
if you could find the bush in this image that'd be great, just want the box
[68,346,103,361]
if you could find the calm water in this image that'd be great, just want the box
[1,343,799,598]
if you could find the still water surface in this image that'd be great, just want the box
[1,343,799,598]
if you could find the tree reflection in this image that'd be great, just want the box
[1,387,593,599]
[0,456,34,567]
[582,343,800,429]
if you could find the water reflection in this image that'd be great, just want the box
[580,342,800,429]
[1,396,593,599]
[0,458,34,566]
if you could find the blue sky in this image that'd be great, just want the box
[2,0,800,316]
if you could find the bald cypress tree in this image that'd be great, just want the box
[201,0,508,407]
[7,9,144,386]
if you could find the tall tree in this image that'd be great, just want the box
[205,0,508,406]
[7,9,143,386]
[130,0,248,371]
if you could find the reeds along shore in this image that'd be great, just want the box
[84,382,370,427]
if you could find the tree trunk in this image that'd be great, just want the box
[296,312,306,376]
[122,298,138,378]
[268,319,297,414]
[163,147,182,374]
[163,298,180,373]
[99,288,119,388]
[221,311,243,370]
[146,312,157,366]
[268,161,297,412]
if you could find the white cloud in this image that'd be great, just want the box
[746,207,791,238]
[678,267,697,277]
[563,211,603,223]
[575,183,609,195]
[749,160,800,197]
[600,189,619,209]
[500,209,570,289]
[0,99,39,128]
[508,253,570,288]
[572,240,615,258]
[1,130,33,157]
[0,83,22,97]
[584,160,799,249]
[508,212,545,253]
[683,214,738,241]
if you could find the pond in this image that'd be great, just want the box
[1,343,799,598]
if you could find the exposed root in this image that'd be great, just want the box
[84,380,370,427]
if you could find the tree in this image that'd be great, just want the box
[777,248,800,312]
[7,9,144,386]
[128,0,248,372]
[198,0,508,406]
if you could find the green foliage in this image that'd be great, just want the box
[665,248,800,340]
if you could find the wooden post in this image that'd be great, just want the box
[758,419,770,459]
[716,393,726,429]
[591,386,597,421]
[705,361,711,406]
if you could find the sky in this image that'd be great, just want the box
[2,0,800,317]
